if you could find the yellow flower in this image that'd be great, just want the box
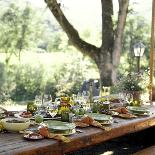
[0,122,4,132]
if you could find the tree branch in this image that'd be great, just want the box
[112,0,129,67]
[44,0,100,58]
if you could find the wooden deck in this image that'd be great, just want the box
[0,105,155,155]
[134,145,155,155]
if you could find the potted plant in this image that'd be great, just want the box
[117,72,145,101]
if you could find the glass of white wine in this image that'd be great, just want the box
[125,93,133,106]
[48,104,58,118]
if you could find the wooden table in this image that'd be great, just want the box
[0,105,155,155]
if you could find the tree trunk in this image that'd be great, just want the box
[45,0,129,87]
[99,0,114,86]
[112,0,129,83]
[95,51,113,87]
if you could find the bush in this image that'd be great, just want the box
[11,64,45,101]
[111,72,148,94]
[0,63,5,89]
[0,52,98,102]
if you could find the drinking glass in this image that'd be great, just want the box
[43,94,52,106]
[125,93,133,106]
[35,95,42,107]
[48,104,58,118]
[118,93,125,105]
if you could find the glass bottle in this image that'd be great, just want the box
[27,101,37,114]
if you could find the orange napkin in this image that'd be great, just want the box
[111,107,137,119]
[38,126,70,143]
[111,107,129,114]
[74,116,111,131]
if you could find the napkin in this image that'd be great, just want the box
[38,126,70,143]
[74,116,111,131]
[111,107,129,114]
[111,107,137,118]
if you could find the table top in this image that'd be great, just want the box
[0,105,155,155]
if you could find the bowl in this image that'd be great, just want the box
[1,118,30,132]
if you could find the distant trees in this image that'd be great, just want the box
[120,15,150,74]
[0,3,41,64]
[123,15,150,57]
[0,0,151,102]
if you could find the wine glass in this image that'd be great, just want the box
[34,95,42,114]
[48,104,58,118]
[125,93,133,106]
[118,93,125,106]
[43,94,52,106]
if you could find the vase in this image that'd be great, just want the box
[61,112,69,122]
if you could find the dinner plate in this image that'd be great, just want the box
[14,112,32,119]
[15,112,61,121]
[30,117,61,121]
[85,113,113,124]
[45,120,76,135]
[61,129,76,136]
[130,112,150,116]
[0,113,6,119]
[24,133,44,140]
[118,113,137,119]
[127,106,150,114]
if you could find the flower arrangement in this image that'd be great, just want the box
[112,72,149,102]
[116,72,146,92]
[122,74,143,91]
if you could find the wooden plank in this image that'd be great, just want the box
[62,115,155,153]
[0,133,62,155]
[134,145,155,155]
[0,106,155,155]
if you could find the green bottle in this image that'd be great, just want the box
[79,106,85,115]
[27,101,37,114]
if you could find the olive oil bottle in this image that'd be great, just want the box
[27,101,37,114]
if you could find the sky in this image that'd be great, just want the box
[26,0,152,30]
[28,0,152,17]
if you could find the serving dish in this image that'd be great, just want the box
[24,133,44,140]
[1,118,30,132]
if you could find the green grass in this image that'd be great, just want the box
[0,51,99,80]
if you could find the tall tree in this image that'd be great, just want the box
[0,3,41,64]
[45,0,129,87]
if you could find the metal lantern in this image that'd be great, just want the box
[133,42,145,73]
[133,42,145,57]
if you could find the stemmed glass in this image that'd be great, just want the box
[34,95,42,114]
[48,104,58,118]
[35,94,52,117]
[118,93,125,106]
[42,94,53,116]
[42,94,52,106]
[125,93,133,106]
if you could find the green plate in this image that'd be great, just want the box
[45,120,76,135]
[127,106,150,114]
[85,113,113,124]
[0,113,6,119]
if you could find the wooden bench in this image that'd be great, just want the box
[134,145,155,155]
